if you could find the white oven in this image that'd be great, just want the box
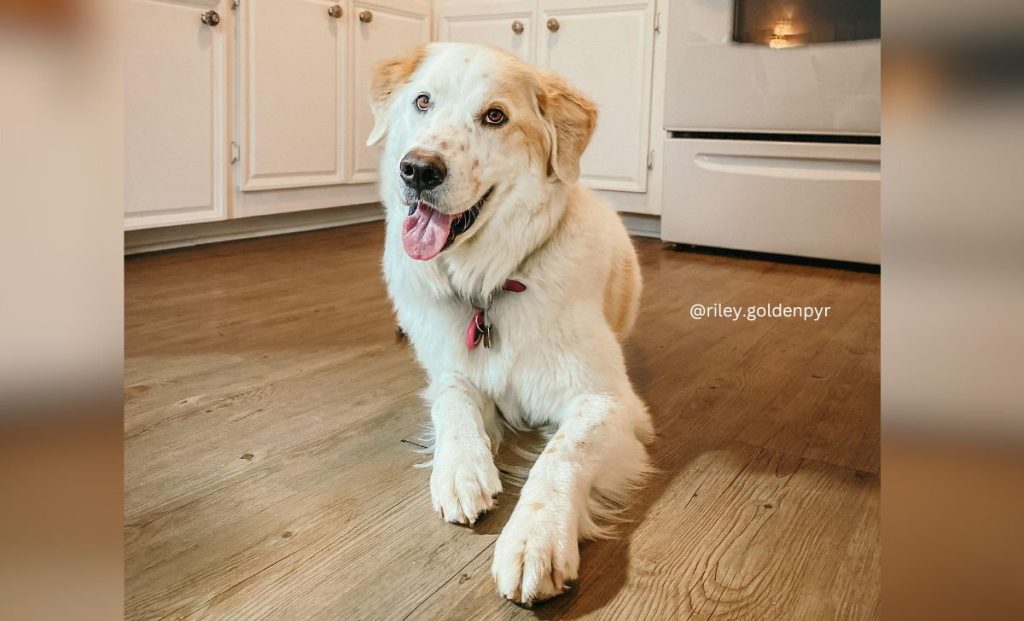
[660,0,880,263]
[664,0,880,134]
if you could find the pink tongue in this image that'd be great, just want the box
[402,202,454,261]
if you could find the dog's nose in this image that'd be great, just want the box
[399,150,447,192]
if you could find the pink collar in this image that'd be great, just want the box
[465,279,526,349]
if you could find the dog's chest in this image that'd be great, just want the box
[401,292,562,422]
[462,302,568,425]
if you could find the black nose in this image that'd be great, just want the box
[399,150,447,192]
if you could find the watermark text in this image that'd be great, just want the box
[689,303,832,322]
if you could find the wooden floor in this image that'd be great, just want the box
[125,223,880,620]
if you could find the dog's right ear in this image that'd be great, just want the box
[367,45,428,146]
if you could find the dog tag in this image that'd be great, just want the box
[466,308,487,350]
[463,280,522,351]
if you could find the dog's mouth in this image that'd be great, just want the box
[401,188,493,261]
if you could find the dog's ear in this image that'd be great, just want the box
[536,70,598,184]
[367,45,428,146]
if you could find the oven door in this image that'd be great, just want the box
[664,0,880,135]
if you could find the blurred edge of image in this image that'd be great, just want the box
[1,0,124,619]
[884,0,1024,619]
[0,0,1022,618]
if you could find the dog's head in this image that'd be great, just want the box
[369,43,597,262]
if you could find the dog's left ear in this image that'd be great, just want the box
[536,70,598,184]
[367,45,428,146]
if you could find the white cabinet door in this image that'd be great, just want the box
[539,0,654,192]
[436,1,535,61]
[350,1,430,182]
[239,0,349,190]
[125,0,227,229]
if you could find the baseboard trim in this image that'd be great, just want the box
[124,203,385,254]
[620,212,661,239]
[126,204,659,254]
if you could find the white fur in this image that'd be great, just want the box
[373,43,653,605]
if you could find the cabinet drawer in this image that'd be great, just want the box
[660,139,880,264]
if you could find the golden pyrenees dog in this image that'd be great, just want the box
[369,43,652,605]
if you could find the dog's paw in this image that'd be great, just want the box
[429,439,502,525]
[492,502,579,605]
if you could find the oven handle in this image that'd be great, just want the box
[694,154,880,182]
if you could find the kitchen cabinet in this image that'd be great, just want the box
[539,0,654,192]
[351,2,431,182]
[124,0,429,230]
[124,0,661,235]
[237,0,428,190]
[436,0,656,194]
[125,0,228,230]
[436,1,535,61]
[238,0,349,191]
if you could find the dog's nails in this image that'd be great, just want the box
[553,569,565,591]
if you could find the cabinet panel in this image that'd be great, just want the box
[436,0,534,61]
[240,0,348,190]
[350,2,430,182]
[539,0,654,192]
[125,0,227,229]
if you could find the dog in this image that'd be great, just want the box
[369,43,653,605]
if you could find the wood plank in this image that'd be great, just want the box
[124,223,880,619]
[125,344,420,521]
[408,444,879,621]
[125,383,426,618]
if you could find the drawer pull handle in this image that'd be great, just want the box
[694,154,880,182]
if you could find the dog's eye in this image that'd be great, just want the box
[415,94,430,112]
[483,108,507,126]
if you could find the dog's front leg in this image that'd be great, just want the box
[492,394,648,605]
[428,373,503,524]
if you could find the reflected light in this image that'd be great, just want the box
[769,20,798,48]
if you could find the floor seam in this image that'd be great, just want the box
[400,539,497,621]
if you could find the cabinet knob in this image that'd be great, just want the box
[359,10,373,23]
[200,10,220,27]
[546,17,559,32]
[327,4,342,18]
[511,20,524,34]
